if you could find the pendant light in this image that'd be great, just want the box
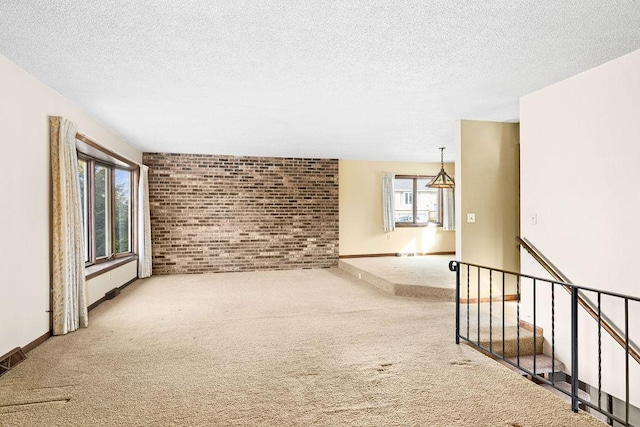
[426,147,455,188]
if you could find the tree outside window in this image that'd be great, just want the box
[78,153,134,265]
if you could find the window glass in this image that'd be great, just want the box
[394,176,442,226]
[394,178,413,223]
[114,169,131,253]
[417,179,439,224]
[78,159,89,262]
[94,164,110,258]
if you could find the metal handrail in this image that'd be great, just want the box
[451,259,637,424]
[517,236,640,365]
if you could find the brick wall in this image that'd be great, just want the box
[143,153,339,274]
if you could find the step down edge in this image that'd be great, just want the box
[505,354,566,375]
[542,382,591,404]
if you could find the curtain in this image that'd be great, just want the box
[382,172,395,233]
[137,165,152,278]
[443,188,455,231]
[50,116,88,335]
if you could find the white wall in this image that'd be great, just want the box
[0,54,142,356]
[520,48,640,407]
[87,261,138,306]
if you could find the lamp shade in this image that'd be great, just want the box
[426,168,455,188]
[426,147,455,188]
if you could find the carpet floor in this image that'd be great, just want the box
[0,268,604,426]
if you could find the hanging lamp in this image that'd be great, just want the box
[426,147,455,188]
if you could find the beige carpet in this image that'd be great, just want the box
[0,268,603,426]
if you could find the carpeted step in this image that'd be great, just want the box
[499,354,565,376]
[471,325,544,358]
[541,382,591,404]
[508,354,565,375]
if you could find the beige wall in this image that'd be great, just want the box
[339,160,455,256]
[455,120,520,272]
[520,48,640,407]
[0,53,142,356]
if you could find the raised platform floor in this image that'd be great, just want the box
[338,254,456,301]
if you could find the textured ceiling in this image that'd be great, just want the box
[1,1,640,162]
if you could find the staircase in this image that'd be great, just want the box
[463,302,588,406]
[486,322,592,406]
[450,252,640,425]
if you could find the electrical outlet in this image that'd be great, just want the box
[467,213,476,223]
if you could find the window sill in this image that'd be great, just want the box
[85,255,138,280]
[395,223,442,228]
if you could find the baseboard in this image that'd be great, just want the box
[2,331,53,376]
[13,277,139,360]
[460,294,518,304]
[22,331,51,354]
[87,296,107,312]
[340,253,396,259]
[340,251,455,259]
[395,251,455,257]
[519,319,544,335]
[118,276,138,291]
[88,277,138,312]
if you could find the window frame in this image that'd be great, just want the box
[76,134,138,267]
[93,160,113,261]
[394,175,443,228]
[78,157,90,263]
[113,167,133,255]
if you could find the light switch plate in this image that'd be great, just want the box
[467,213,476,223]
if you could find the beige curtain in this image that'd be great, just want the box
[382,172,395,233]
[137,165,152,278]
[50,116,88,335]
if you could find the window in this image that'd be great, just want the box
[394,175,442,226]
[78,159,90,263]
[77,139,136,265]
[114,169,131,253]
[94,163,111,259]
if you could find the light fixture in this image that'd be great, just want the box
[426,147,455,188]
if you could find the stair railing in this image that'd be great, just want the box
[450,259,639,426]
[517,236,640,365]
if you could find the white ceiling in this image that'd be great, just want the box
[1,1,640,162]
